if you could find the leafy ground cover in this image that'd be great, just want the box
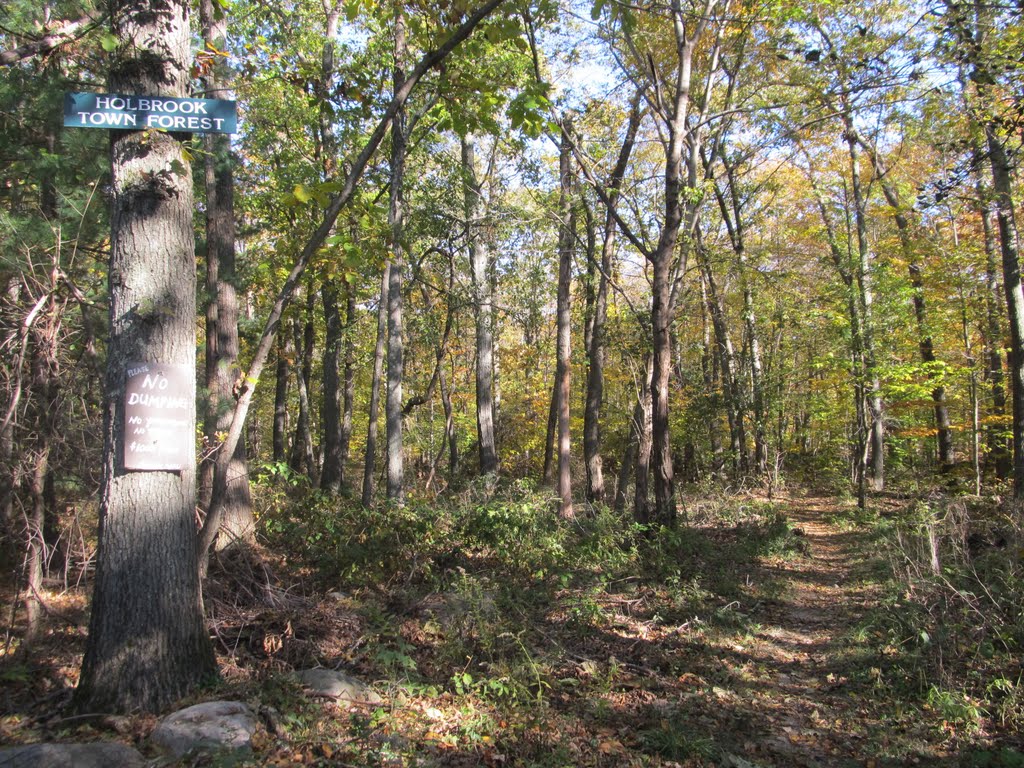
[2,484,1024,766]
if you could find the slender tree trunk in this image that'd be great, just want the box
[804,150,870,505]
[614,403,639,516]
[699,252,746,475]
[711,155,766,475]
[634,356,654,524]
[317,2,346,495]
[555,122,574,519]
[859,138,953,472]
[385,5,407,504]
[290,301,317,482]
[272,331,291,463]
[979,178,1011,477]
[77,0,216,713]
[743,274,767,475]
[700,279,725,478]
[24,321,59,641]
[582,201,605,503]
[584,96,641,505]
[987,128,1024,499]
[844,126,884,492]
[363,266,389,507]
[0,275,17,536]
[199,0,253,546]
[320,279,344,492]
[542,376,557,484]
[426,364,457,492]
[341,281,356,485]
[462,134,498,476]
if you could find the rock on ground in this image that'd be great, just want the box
[294,668,382,704]
[150,700,260,758]
[0,743,144,768]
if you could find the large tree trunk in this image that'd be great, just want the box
[643,0,726,525]
[199,0,253,546]
[76,0,216,713]
[555,122,574,519]
[462,135,499,477]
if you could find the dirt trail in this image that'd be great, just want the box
[694,496,897,768]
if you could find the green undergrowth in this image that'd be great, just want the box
[847,494,1024,750]
[246,480,807,765]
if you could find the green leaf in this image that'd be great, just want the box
[100,32,119,52]
[293,184,312,203]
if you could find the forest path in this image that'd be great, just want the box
[726,496,885,766]
[673,494,927,768]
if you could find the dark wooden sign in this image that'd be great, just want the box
[124,362,192,471]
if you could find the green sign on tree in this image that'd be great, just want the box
[64,92,237,133]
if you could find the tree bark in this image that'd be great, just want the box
[320,279,345,493]
[555,121,574,519]
[462,135,498,477]
[385,4,407,504]
[634,356,654,524]
[318,2,346,495]
[341,282,356,485]
[290,296,318,483]
[584,95,641,505]
[987,128,1024,499]
[272,331,291,463]
[24,320,60,641]
[843,125,884,493]
[698,248,747,476]
[979,180,1011,477]
[858,137,953,473]
[199,0,252,546]
[711,156,766,475]
[644,0,726,524]
[803,149,870,506]
[77,0,216,713]
[542,375,557,484]
[699,278,725,478]
[363,266,389,507]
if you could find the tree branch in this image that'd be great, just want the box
[0,12,104,67]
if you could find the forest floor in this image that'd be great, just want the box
[1,489,1022,767]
